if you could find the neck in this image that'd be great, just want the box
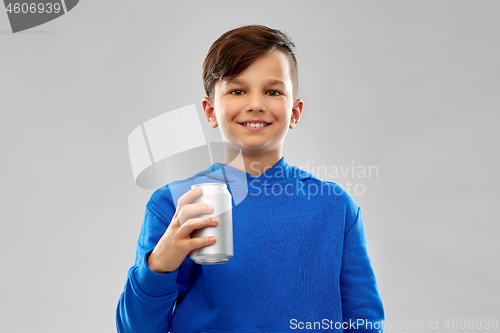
[220,143,282,177]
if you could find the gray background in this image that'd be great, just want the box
[1,1,499,332]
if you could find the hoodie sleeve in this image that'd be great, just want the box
[340,206,385,332]
[116,190,194,333]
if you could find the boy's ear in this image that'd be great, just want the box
[290,98,304,129]
[202,97,218,128]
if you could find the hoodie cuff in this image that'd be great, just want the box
[133,249,179,297]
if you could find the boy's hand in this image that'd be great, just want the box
[147,187,218,273]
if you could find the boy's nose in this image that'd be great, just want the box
[245,93,265,112]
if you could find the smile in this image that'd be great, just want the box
[238,122,271,131]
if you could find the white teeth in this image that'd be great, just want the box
[242,122,268,128]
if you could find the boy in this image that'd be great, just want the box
[117,24,384,332]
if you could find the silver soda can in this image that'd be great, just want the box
[189,183,233,264]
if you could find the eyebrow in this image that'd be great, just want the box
[225,78,285,86]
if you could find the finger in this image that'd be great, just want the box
[177,202,215,226]
[171,187,205,227]
[176,187,203,212]
[178,217,218,238]
[187,235,217,251]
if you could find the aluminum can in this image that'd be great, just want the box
[189,183,233,264]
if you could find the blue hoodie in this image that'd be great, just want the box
[116,156,384,332]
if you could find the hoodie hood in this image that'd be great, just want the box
[199,156,315,186]
[165,156,316,208]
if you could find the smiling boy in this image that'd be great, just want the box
[117,25,384,333]
[202,44,302,177]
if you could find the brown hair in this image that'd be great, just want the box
[203,24,298,102]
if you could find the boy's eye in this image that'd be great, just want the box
[230,89,281,96]
[230,90,244,96]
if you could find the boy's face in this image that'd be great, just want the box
[202,50,303,157]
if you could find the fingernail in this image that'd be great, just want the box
[211,218,218,222]
[210,236,216,242]
[207,204,215,211]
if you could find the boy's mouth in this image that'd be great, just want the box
[238,122,272,129]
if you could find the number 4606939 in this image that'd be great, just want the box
[5,2,62,14]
